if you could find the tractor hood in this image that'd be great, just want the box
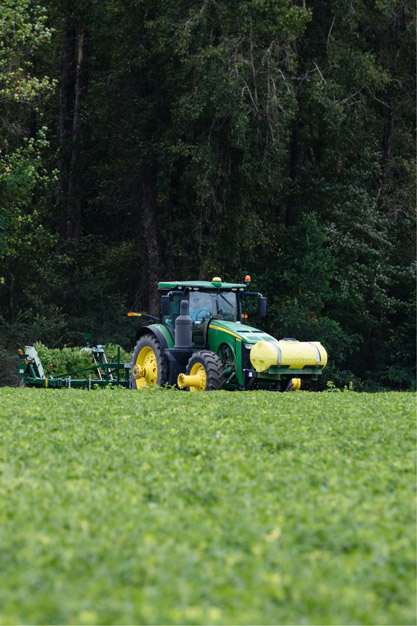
[208,320,276,344]
[208,320,327,372]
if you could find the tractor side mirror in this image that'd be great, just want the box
[258,296,267,317]
[161,295,170,317]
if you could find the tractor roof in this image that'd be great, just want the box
[158,280,247,291]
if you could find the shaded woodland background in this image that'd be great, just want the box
[0,0,415,388]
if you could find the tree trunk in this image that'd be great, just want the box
[286,123,304,227]
[66,26,88,240]
[57,0,76,238]
[138,167,162,316]
[57,0,88,242]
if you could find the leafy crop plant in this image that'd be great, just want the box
[0,389,415,625]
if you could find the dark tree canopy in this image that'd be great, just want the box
[0,0,415,389]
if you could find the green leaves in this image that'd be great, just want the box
[0,1,58,317]
[0,0,56,106]
[0,0,414,392]
[0,389,415,624]
[33,342,131,376]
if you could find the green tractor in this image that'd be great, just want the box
[129,276,327,391]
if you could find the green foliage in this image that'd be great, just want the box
[0,310,68,349]
[33,342,131,376]
[0,126,57,257]
[0,0,55,106]
[34,342,95,375]
[100,343,132,364]
[0,0,414,390]
[0,389,415,624]
[0,0,58,320]
[0,0,56,206]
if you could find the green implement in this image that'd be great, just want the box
[17,345,131,389]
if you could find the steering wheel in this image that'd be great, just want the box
[194,308,211,322]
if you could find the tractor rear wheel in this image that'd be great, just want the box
[130,334,168,389]
[181,350,225,391]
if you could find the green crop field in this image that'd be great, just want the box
[0,389,415,625]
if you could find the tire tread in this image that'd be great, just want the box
[130,334,168,388]
[185,350,225,390]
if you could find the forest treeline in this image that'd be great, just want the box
[0,0,415,388]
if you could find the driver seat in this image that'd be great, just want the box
[192,319,209,348]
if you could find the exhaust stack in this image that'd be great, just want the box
[175,298,193,349]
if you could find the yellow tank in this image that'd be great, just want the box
[250,340,327,372]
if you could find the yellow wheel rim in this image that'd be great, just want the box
[133,346,158,389]
[188,362,207,391]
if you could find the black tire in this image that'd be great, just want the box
[130,334,168,389]
[184,350,225,391]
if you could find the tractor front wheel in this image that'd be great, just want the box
[178,350,225,391]
[130,334,168,389]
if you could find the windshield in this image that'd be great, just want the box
[162,291,238,327]
[189,291,237,322]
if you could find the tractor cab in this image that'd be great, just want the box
[159,277,265,324]
[161,287,239,325]
[158,277,266,348]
